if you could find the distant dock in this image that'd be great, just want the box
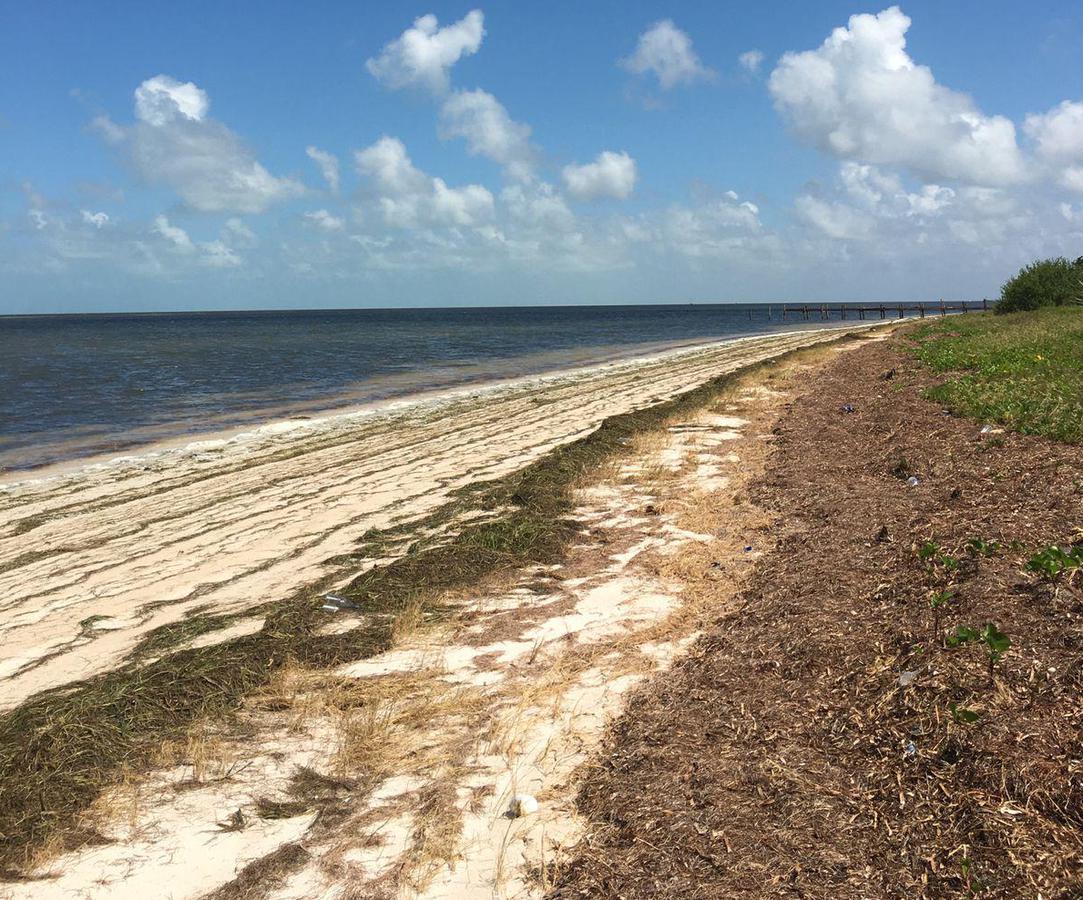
[778,299,989,321]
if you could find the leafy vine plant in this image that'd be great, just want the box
[928,588,955,643]
[1024,544,1083,585]
[947,623,1011,683]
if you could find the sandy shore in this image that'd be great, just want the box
[0,321,901,900]
[3,326,888,900]
[0,325,871,712]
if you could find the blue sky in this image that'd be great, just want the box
[2,1,1082,313]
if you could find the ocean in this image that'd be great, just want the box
[1,303,854,472]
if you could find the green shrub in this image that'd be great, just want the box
[997,257,1083,314]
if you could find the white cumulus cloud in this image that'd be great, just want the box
[430,178,494,226]
[152,215,247,267]
[1025,101,1083,162]
[768,7,1026,186]
[795,195,875,241]
[502,180,580,231]
[355,136,430,196]
[152,214,194,251]
[794,161,991,250]
[501,182,576,233]
[738,50,764,75]
[621,20,714,90]
[306,146,341,193]
[81,210,111,228]
[1025,101,1083,193]
[97,75,304,214]
[663,192,768,260]
[134,75,209,126]
[562,151,637,201]
[304,209,345,231]
[439,89,535,182]
[222,217,257,247]
[200,240,242,268]
[1064,170,1083,193]
[355,136,494,228]
[366,10,485,95]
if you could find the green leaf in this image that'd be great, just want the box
[1025,544,1083,580]
[929,589,955,609]
[966,537,1001,557]
[939,554,960,571]
[947,625,979,647]
[949,702,982,725]
[918,540,941,560]
[980,623,1011,656]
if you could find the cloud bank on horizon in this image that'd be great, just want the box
[5,5,1083,311]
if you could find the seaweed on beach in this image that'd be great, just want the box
[0,331,870,872]
[199,842,311,900]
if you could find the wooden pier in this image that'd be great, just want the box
[779,299,989,321]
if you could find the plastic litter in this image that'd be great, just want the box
[509,794,538,818]
[904,741,917,758]
[744,545,754,553]
[840,404,855,414]
[321,593,359,612]
[906,476,920,487]
[898,670,919,687]
[980,424,994,434]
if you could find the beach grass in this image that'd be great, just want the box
[0,331,868,871]
[909,306,1083,443]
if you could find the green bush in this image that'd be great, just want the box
[997,256,1083,314]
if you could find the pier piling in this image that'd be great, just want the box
[770,300,985,321]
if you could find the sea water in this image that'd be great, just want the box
[0,303,853,471]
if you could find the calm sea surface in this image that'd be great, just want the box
[0,304,855,472]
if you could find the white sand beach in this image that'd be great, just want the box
[0,326,872,710]
[0,324,891,900]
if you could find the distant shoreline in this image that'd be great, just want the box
[0,299,976,319]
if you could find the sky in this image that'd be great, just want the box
[2,1,1082,314]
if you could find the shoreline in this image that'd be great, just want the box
[0,322,883,715]
[0,320,883,894]
[0,322,869,489]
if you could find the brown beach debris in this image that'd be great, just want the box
[551,330,1083,899]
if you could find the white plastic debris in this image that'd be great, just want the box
[898,670,919,687]
[980,424,994,434]
[510,794,538,818]
[321,593,359,612]
[906,476,920,487]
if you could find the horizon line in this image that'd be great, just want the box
[0,297,990,319]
